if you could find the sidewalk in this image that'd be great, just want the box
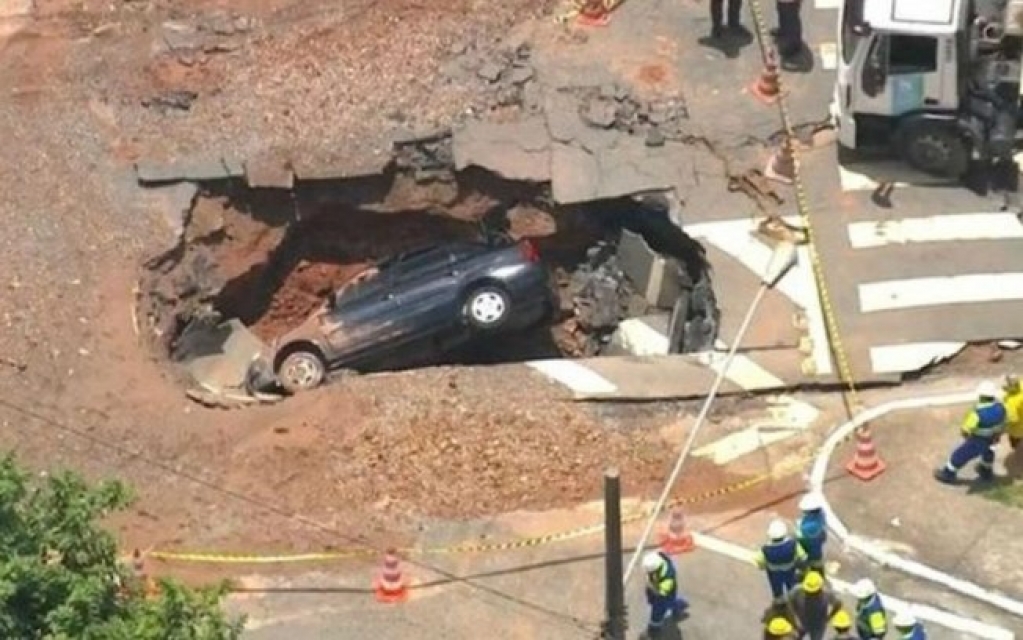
[826,402,1023,615]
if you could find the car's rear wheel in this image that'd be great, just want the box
[276,349,326,394]
[463,285,511,330]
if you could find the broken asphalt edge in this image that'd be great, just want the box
[808,388,1021,637]
[691,533,1015,640]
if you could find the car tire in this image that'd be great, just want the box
[276,348,326,394]
[463,285,511,330]
[900,124,969,178]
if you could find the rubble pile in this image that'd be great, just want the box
[440,41,543,116]
[577,85,689,146]
[567,241,648,356]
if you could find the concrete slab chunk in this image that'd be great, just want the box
[175,319,268,391]
[135,158,237,184]
[452,118,551,181]
[291,149,392,181]
[245,157,295,189]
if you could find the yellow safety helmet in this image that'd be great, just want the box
[831,609,852,630]
[802,570,824,593]
[768,617,795,635]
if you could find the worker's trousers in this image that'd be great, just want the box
[710,0,742,28]
[776,0,803,58]
[648,592,688,633]
[766,569,797,602]
[947,435,996,471]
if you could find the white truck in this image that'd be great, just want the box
[831,0,1023,178]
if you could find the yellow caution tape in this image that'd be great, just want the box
[746,0,863,420]
[150,456,808,565]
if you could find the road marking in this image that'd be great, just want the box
[695,340,786,390]
[614,318,670,356]
[693,396,819,464]
[819,42,837,70]
[859,273,1023,312]
[615,319,793,391]
[685,218,834,376]
[526,359,618,394]
[837,162,952,192]
[869,342,966,374]
[848,213,1023,248]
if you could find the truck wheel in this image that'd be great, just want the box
[901,125,969,178]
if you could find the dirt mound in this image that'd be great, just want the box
[224,367,736,522]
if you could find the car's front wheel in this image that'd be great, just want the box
[463,285,511,330]
[276,349,326,394]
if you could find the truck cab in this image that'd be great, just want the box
[832,0,1023,178]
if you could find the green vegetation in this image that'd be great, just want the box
[0,455,243,639]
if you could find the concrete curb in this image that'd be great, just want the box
[808,389,1022,636]
[693,532,1015,640]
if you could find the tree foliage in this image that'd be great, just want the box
[0,455,244,639]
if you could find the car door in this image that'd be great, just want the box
[320,275,404,368]
[388,247,464,344]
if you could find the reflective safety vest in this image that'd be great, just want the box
[1005,388,1023,437]
[646,552,678,598]
[856,594,888,638]
[797,510,827,559]
[757,536,806,573]
[962,401,1006,439]
[898,623,927,640]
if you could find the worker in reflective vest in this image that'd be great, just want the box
[893,611,927,639]
[1003,374,1023,450]
[935,381,1006,483]
[786,571,843,640]
[756,519,807,605]
[851,579,888,640]
[796,491,827,575]
[641,551,688,639]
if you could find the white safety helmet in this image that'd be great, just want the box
[977,380,1002,400]
[851,578,877,599]
[798,492,824,512]
[892,611,917,628]
[767,518,788,540]
[642,551,665,573]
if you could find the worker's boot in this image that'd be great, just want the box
[933,467,957,484]
[976,464,995,482]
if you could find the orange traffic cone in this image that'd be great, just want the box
[658,508,696,554]
[846,426,887,481]
[750,48,781,104]
[765,139,796,185]
[373,548,409,603]
[576,0,611,26]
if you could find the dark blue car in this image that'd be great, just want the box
[253,238,558,393]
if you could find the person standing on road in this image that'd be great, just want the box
[934,381,1007,484]
[796,492,828,576]
[640,551,689,639]
[892,611,927,639]
[709,0,744,39]
[773,0,804,68]
[786,571,843,640]
[829,609,855,639]
[756,519,807,607]
[851,579,888,640]
[1003,374,1023,450]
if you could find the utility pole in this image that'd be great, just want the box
[602,468,626,639]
